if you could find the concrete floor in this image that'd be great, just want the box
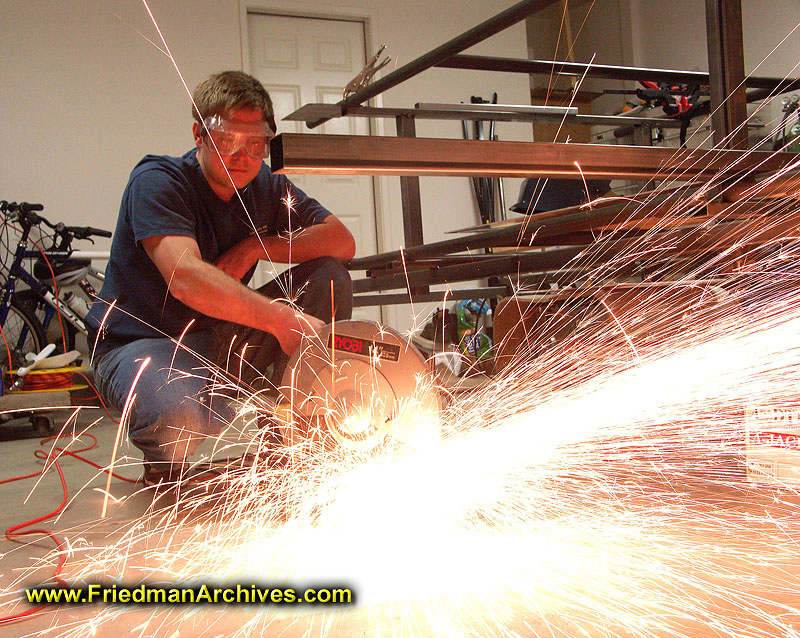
[1,394,799,638]
[0,402,286,638]
[0,393,458,637]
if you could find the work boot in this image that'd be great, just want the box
[142,462,189,488]
[141,462,221,498]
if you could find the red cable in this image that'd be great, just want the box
[0,432,138,626]
[15,372,73,392]
[0,402,224,626]
[73,371,119,424]
[0,321,15,380]
[0,442,70,625]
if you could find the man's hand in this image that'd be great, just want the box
[213,236,261,281]
[215,216,355,281]
[270,302,325,355]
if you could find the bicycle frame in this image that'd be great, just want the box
[0,229,89,346]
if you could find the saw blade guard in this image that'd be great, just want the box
[276,320,442,451]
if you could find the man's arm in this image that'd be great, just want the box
[214,215,356,281]
[141,234,323,354]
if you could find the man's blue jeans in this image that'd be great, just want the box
[93,257,352,466]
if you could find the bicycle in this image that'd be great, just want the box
[0,200,111,380]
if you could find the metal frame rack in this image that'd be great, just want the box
[269,0,800,308]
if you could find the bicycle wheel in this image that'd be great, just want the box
[1,297,45,375]
[12,289,76,352]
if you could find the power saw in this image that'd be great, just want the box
[273,320,443,452]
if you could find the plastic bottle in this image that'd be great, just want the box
[786,114,800,153]
[61,291,89,317]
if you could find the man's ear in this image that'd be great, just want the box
[192,121,203,149]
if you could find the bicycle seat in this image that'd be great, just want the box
[33,258,91,286]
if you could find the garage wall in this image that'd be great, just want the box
[0,0,242,243]
[1,0,530,332]
[629,0,800,77]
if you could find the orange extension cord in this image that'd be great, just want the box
[0,430,140,626]
[0,372,128,626]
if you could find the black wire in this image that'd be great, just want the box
[0,218,13,281]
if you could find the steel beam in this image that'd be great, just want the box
[271,133,795,180]
[284,102,683,128]
[706,0,748,149]
[346,189,692,271]
[342,180,800,272]
[306,0,559,128]
[396,115,424,248]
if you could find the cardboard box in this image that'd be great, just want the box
[493,282,735,374]
[744,404,800,485]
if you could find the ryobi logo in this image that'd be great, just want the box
[327,334,401,362]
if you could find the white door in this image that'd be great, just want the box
[247,12,380,322]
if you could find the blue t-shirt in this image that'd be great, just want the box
[86,149,331,352]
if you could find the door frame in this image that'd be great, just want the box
[239,1,390,323]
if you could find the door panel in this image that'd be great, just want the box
[247,12,379,323]
[256,33,299,68]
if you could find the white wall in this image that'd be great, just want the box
[1,0,242,244]
[1,0,529,333]
[526,0,632,115]
[608,0,799,124]
[631,0,800,145]
[629,0,800,78]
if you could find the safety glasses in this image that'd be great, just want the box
[202,114,275,159]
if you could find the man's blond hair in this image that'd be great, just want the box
[192,71,274,127]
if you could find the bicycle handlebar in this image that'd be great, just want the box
[0,201,45,214]
[67,225,113,240]
[1,201,112,246]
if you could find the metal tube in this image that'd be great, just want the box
[353,248,586,292]
[284,103,683,127]
[706,0,748,149]
[354,207,800,293]
[306,0,560,128]
[348,187,694,271]
[436,54,800,93]
[353,287,510,307]
[494,134,507,221]
[271,133,794,180]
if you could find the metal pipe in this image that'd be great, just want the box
[347,187,698,270]
[495,135,507,221]
[353,248,586,292]
[354,207,800,293]
[706,0,748,149]
[746,86,800,103]
[306,0,560,129]
[353,287,510,307]
[284,103,683,127]
[436,54,800,93]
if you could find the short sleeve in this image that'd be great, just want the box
[127,168,198,246]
